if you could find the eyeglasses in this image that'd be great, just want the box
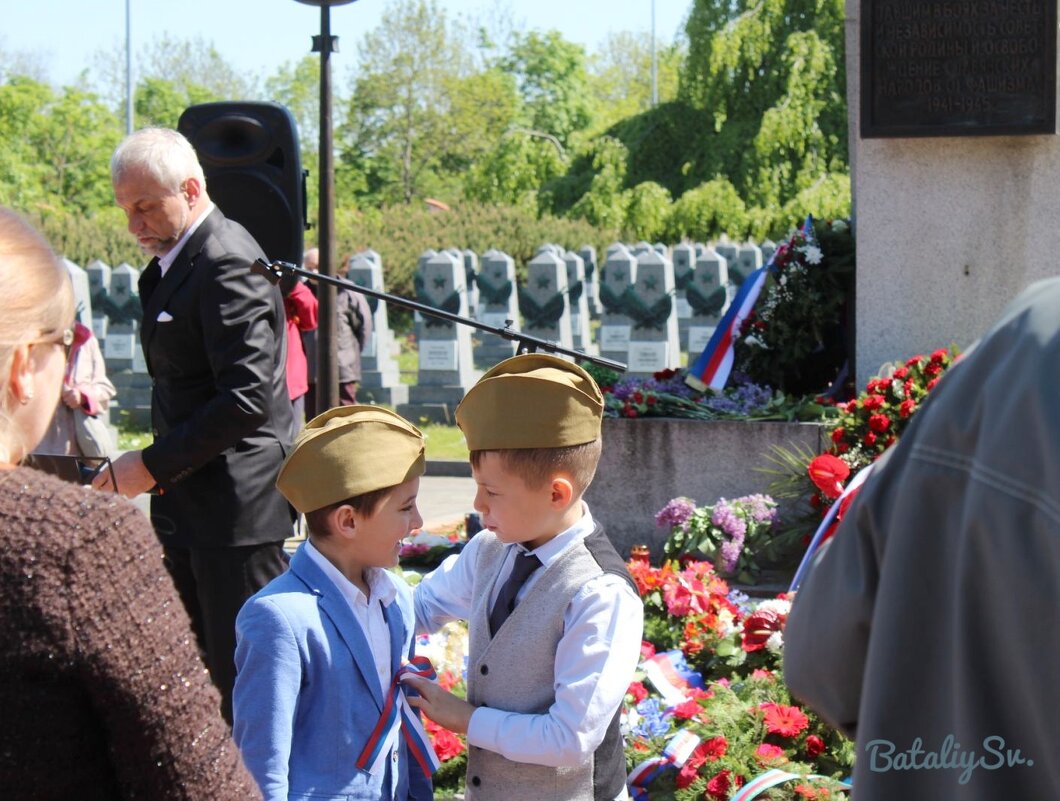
[31,328,74,359]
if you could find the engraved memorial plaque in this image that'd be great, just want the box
[862,0,1056,137]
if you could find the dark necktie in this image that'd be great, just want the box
[139,257,162,307]
[489,551,542,636]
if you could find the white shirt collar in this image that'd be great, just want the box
[520,502,595,568]
[303,539,398,608]
[157,201,215,276]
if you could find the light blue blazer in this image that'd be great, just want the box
[233,544,433,801]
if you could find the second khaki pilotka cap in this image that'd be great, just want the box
[276,405,426,513]
[455,354,604,451]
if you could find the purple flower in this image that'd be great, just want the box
[655,497,696,529]
[711,500,747,540]
[741,494,778,524]
[719,531,745,575]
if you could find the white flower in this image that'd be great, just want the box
[765,631,785,654]
[744,335,769,349]
[757,598,792,617]
[832,219,848,233]
[800,245,823,265]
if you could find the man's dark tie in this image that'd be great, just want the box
[139,257,161,306]
[489,551,542,636]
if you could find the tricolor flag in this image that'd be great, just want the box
[686,215,816,392]
[627,729,702,800]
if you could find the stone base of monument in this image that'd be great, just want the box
[358,384,409,406]
[398,385,474,425]
[585,418,826,562]
[108,370,153,429]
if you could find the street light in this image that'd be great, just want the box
[294,0,358,415]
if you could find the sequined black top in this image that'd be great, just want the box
[0,466,260,800]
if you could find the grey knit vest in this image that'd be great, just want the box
[464,528,631,801]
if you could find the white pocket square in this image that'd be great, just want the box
[156,311,174,322]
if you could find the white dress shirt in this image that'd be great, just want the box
[414,503,643,793]
[157,201,215,277]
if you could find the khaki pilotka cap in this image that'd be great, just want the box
[455,354,604,451]
[276,406,426,513]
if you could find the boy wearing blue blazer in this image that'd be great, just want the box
[233,406,434,801]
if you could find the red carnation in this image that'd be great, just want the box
[892,366,909,380]
[830,427,845,443]
[924,362,942,377]
[761,703,810,737]
[931,348,949,363]
[671,698,702,720]
[424,718,465,762]
[807,454,850,500]
[905,354,925,367]
[898,399,917,418]
[627,681,648,703]
[863,431,877,447]
[640,640,656,660]
[700,736,728,761]
[868,414,891,433]
[805,734,826,758]
[861,394,886,411]
[706,769,742,800]
[926,377,940,391]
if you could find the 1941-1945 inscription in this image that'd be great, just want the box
[861,0,1057,137]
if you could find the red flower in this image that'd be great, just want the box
[892,366,909,380]
[805,734,826,758]
[868,414,891,433]
[706,769,742,800]
[752,668,775,681]
[861,394,886,411]
[830,427,845,443]
[671,698,702,720]
[899,399,917,418]
[836,442,850,454]
[761,703,810,737]
[438,670,462,691]
[905,354,925,367]
[756,743,787,763]
[675,758,701,789]
[700,736,728,761]
[627,681,648,703]
[924,362,942,377]
[863,432,877,447]
[903,379,915,395]
[632,391,644,403]
[807,454,850,500]
[640,640,656,660]
[742,608,785,652]
[931,348,949,363]
[926,377,940,391]
[424,718,465,762]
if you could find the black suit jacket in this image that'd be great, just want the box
[138,207,294,548]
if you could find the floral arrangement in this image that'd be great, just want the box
[656,495,798,584]
[734,219,856,397]
[413,621,470,797]
[400,526,465,570]
[581,364,834,423]
[765,348,958,546]
[623,554,854,799]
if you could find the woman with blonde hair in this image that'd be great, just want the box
[0,207,260,800]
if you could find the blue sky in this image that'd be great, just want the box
[4,0,692,88]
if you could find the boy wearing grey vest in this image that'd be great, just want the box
[405,354,644,801]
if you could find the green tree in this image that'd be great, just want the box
[134,76,218,128]
[588,32,683,133]
[569,137,630,229]
[665,177,750,241]
[340,0,471,205]
[623,181,672,241]
[501,30,595,148]
[464,132,565,210]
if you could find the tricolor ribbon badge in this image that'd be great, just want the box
[356,655,441,777]
[627,729,702,800]
[730,768,851,801]
[686,215,816,392]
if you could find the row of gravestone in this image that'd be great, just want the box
[66,237,775,425]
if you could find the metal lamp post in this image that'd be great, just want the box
[294,0,358,415]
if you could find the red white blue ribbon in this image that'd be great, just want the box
[730,768,850,800]
[687,216,814,392]
[356,655,441,777]
[640,649,705,707]
[627,729,702,800]
[789,462,875,592]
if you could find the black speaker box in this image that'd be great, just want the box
[178,101,307,265]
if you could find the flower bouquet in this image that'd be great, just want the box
[399,527,465,570]
[623,556,854,799]
[656,494,802,584]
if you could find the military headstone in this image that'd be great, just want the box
[578,244,602,318]
[474,249,519,365]
[463,249,479,317]
[687,248,730,359]
[347,253,408,406]
[398,251,477,423]
[520,251,573,351]
[102,263,144,373]
[62,258,93,327]
[760,239,777,267]
[632,241,654,258]
[86,259,112,341]
[653,242,668,256]
[598,244,636,365]
[671,243,696,342]
[715,240,738,285]
[626,250,679,375]
[734,243,763,287]
[563,251,596,355]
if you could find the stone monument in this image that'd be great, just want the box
[597,244,636,366]
[346,253,408,406]
[626,250,680,376]
[473,249,519,366]
[519,251,573,351]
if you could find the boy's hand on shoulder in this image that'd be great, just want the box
[401,674,475,734]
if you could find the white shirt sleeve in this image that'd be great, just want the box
[413,536,483,635]
[465,573,644,767]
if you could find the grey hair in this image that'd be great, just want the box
[111,127,206,192]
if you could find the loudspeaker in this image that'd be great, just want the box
[178,101,307,266]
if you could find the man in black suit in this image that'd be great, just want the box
[98,127,293,721]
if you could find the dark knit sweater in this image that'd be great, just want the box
[0,466,260,800]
